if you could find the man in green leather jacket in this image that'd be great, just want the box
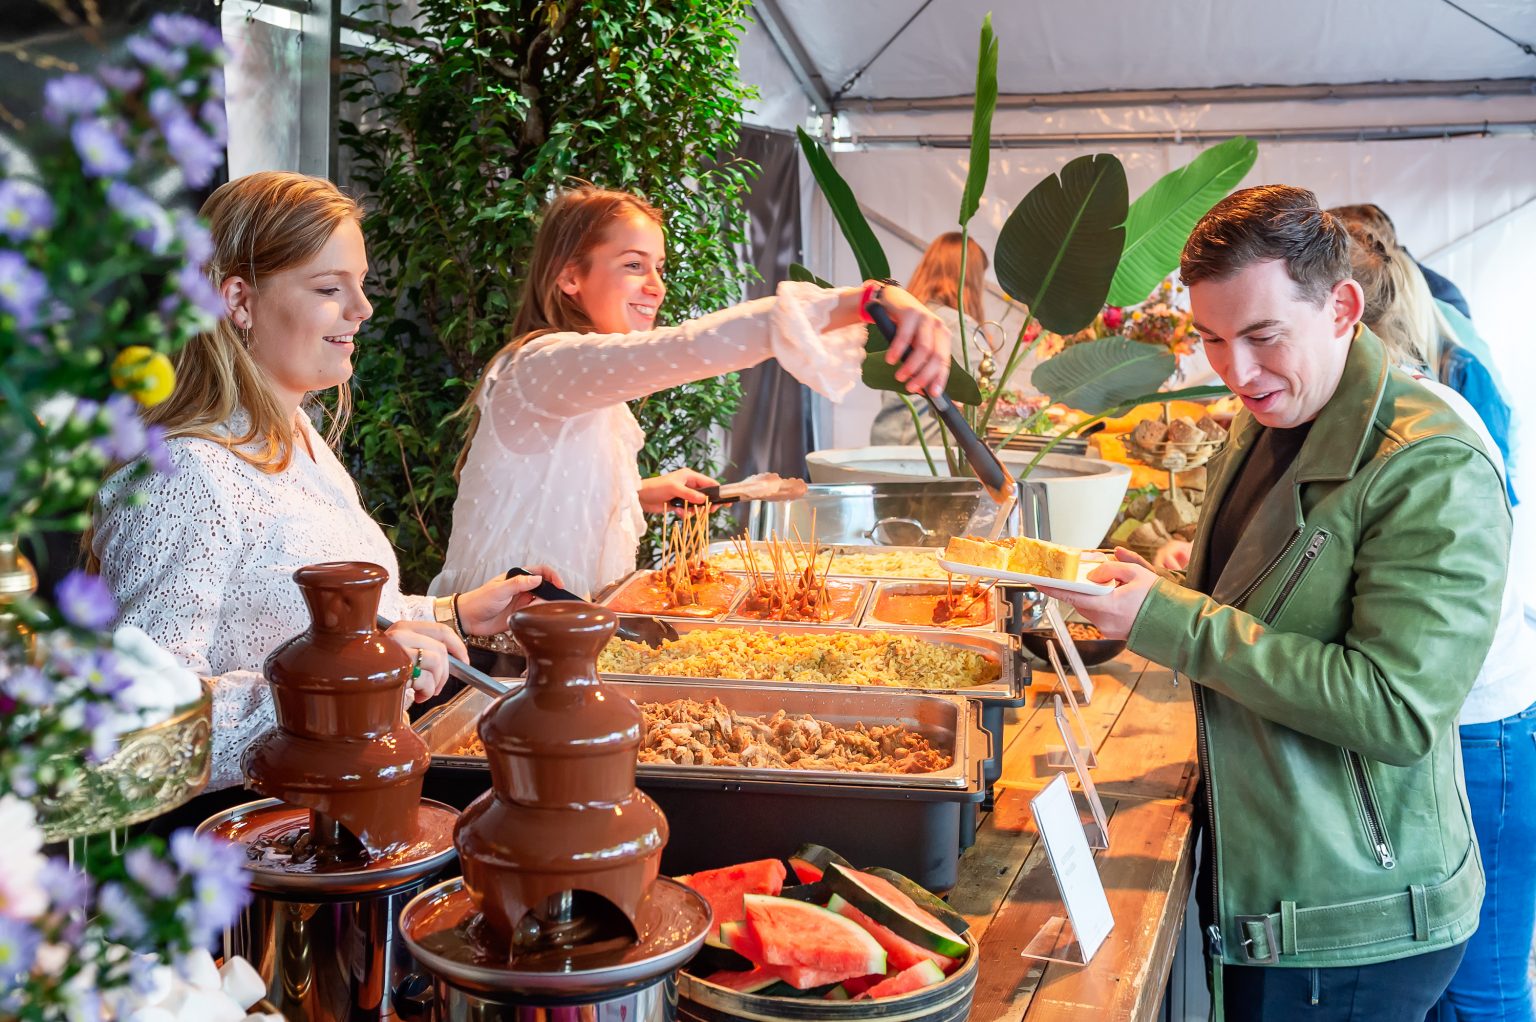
[1040,186,1511,1020]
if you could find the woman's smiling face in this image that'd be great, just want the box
[240,217,373,409]
[559,214,666,334]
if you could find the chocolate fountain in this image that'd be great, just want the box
[400,602,711,1021]
[199,562,460,1021]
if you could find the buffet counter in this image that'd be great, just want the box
[956,652,1198,1022]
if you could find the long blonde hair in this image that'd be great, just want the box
[145,171,363,473]
[455,185,664,477]
[1344,218,1450,372]
[907,232,988,320]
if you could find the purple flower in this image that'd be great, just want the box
[169,831,251,944]
[1,666,54,705]
[71,117,133,178]
[125,847,179,899]
[200,98,227,146]
[55,570,117,631]
[0,180,56,241]
[97,64,144,93]
[0,250,48,329]
[43,74,106,124]
[145,424,176,476]
[97,392,151,462]
[0,916,40,983]
[126,33,187,74]
[161,114,222,188]
[38,859,91,914]
[106,181,172,255]
[149,13,223,52]
[97,882,148,942]
[208,68,226,100]
[174,261,223,318]
[173,211,213,265]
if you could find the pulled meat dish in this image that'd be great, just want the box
[455,697,951,774]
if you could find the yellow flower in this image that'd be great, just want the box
[110,346,176,407]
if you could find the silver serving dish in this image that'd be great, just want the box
[722,576,874,627]
[705,541,957,582]
[860,579,1005,634]
[417,682,986,791]
[602,618,1021,704]
[598,569,750,621]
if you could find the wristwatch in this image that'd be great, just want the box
[432,594,462,637]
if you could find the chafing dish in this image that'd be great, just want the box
[859,579,1005,634]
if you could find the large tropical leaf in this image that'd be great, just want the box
[1106,136,1258,307]
[993,154,1127,335]
[1030,336,1176,414]
[958,14,998,228]
[796,126,890,281]
[862,352,984,406]
[788,263,834,289]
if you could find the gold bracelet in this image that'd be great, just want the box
[432,595,462,637]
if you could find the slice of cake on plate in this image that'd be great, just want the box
[1005,536,1082,581]
[942,536,1009,571]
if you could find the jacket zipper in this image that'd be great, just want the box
[1260,531,1330,624]
[1198,526,1318,961]
[1348,751,1397,869]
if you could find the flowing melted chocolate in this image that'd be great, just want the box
[455,602,670,961]
[242,562,428,861]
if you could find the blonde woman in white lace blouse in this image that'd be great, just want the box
[92,173,555,790]
[432,186,951,599]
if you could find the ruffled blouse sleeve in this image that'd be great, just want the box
[485,281,866,422]
[94,448,274,790]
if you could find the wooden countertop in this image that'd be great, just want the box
[954,652,1199,1022]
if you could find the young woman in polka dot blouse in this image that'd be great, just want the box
[431,186,950,599]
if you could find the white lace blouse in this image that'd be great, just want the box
[431,281,867,600]
[94,414,433,791]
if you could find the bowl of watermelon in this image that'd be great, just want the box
[675,846,978,1021]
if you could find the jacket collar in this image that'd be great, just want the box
[1294,325,1390,484]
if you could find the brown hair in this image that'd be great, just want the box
[1329,203,1399,251]
[145,171,363,471]
[455,185,664,476]
[906,232,988,320]
[1180,185,1351,306]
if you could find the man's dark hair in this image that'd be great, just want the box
[1181,185,1351,306]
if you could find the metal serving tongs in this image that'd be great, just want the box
[867,302,1017,539]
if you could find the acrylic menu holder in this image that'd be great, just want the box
[1054,695,1110,850]
[1044,642,1097,769]
[1044,600,1094,703]
[1021,771,1115,967]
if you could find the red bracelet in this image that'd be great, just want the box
[857,282,879,324]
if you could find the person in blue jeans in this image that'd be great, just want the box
[1345,221,1536,1021]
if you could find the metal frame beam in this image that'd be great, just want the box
[851,78,1536,112]
[297,0,339,180]
[848,120,1536,150]
[750,0,835,115]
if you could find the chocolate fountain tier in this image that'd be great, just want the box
[457,602,671,950]
[243,561,428,860]
[200,798,459,896]
[401,876,710,998]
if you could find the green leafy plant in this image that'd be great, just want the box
[798,16,1257,478]
[340,0,756,585]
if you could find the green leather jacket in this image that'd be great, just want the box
[1128,327,1510,972]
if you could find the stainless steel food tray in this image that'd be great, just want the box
[859,579,1005,634]
[602,618,1021,703]
[416,681,986,791]
[597,570,750,622]
[722,576,873,628]
[706,541,953,581]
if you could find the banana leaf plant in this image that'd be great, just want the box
[797,15,1258,478]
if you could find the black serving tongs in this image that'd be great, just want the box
[867,301,1017,506]
[502,567,678,646]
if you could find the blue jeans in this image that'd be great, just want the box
[1429,700,1536,1022]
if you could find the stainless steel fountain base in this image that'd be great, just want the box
[427,974,676,1022]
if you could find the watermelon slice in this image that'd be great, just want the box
[788,857,825,884]
[770,964,851,990]
[841,973,885,997]
[703,968,780,994]
[827,894,960,973]
[867,867,970,935]
[719,920,764,961]
[678,859,787,940]
[855,960,946,1000]
[824,985,851,1001]
[742,894,886,978]
[825,864,969,958]
[789,843,850,882]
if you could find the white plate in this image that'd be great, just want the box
[936,555,1116,596]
